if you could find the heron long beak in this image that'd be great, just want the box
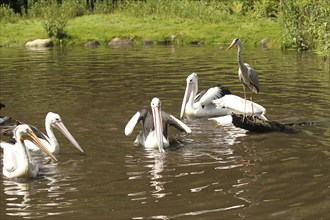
[53,121,84,153]
[152,105,164,153]
[22,131,58,162]
[180,82,193,119]
[226,42,235,51]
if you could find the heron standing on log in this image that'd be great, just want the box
[227,38,260,118]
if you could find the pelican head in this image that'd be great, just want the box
[151,97,164,153]
[46,112,84,153]
[180,72,198,119]
[15,124,58,162]
[227,38,241,51]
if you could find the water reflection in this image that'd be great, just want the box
[147,152,166,199]
[2,158,83,218]
[0,46,329,219]
[126,150,167,202]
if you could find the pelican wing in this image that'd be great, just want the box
[212,94,266,116]
[0,142,18,173]
[124,108,148,136]
[29,124,50,143]
[195,86,231,106]
[1,122,50,144]
[167,114,191,133]
[1,125,16,138]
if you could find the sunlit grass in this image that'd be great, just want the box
[0,13,282,47]
[0,19,47,46]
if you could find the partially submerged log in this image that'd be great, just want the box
[231,114,295,133]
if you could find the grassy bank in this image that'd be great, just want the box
[0,13,281,47]
[0,0,328,54]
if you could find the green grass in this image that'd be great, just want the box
[0,19,47,46]
[0,13,282,47]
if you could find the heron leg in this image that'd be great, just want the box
[250,91,254,116]
[243,85,247,121]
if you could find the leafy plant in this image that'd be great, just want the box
[0,4,19,23]
[280,0,330,53]
[43,18,67,40]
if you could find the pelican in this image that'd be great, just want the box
[210,94,267,124]
[0,124,58,179]
[227,38,260,116]
[125,97,191,152]
[2,112,83,154]
[180,72,231,118]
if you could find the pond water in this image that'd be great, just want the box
[0,45,329,219]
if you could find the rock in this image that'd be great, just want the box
[143,39,154,46]
[260,38,270,48]
[108,37,134,47]
[25,38,53,48]
[85,40,100,47]
[190,39,202,45]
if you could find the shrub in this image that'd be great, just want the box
[0,4,20,23]
[281,0,330,52]
[43,18,67,40]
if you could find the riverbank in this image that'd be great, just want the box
[0,13,281,48]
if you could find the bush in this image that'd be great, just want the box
[281,0,330,52]
[0,4,20,23]
[43,18,67,40]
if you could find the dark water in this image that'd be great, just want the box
[0,45,329,219]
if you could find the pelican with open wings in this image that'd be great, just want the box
[180,72,231,118]
[125,97,191,152]
[2,112,83,154]
[0,124,58,179]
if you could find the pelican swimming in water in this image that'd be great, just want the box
[125,97,191,152]
[0,124,58,179]
[180,72,231,118]
[2,112,83,154]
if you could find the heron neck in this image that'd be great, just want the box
[237,42,247,71]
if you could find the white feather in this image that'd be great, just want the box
[212,94,266,116]
[125,112,141,136]
[169,115,192,133]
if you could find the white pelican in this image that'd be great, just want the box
[2,112,83,154]
[210,94,268,125]
[125,97,191,153]
[227,38,260,116]
[213,95,267,120]
[0,124,58,179]
[180,72,231,118]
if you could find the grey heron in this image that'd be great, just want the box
[227,38,260,118]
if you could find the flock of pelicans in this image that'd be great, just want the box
[0,38,267,180]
